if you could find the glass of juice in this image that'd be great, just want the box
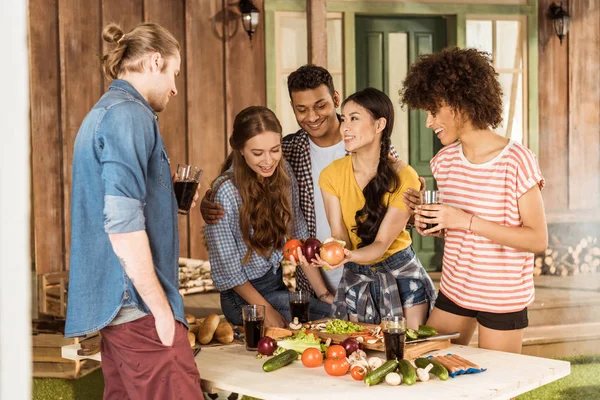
[174,164,203,215]
[420,190,443,230]
[242,305,265,351]
[289,290,310,323]
[382,315,406,361]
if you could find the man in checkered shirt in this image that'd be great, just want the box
[201,65,398,305]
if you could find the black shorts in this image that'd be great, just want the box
[434,291,528,331]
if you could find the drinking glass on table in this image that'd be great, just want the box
[289,290,310,323]
[242,305,265,351]
[382,316,406,361]
[174,164,203,215]
[420,190,443,230]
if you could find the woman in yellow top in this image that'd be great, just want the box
[316,88,436,329]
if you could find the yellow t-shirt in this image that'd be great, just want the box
[319,155,420,264]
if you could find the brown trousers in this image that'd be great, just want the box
[100,315,202,400]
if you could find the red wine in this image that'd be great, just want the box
[383,328,406,361]
[244,318,264,350]
[290,300,309,323]
[174,180,199,214]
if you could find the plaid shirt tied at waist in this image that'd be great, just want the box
[332,252,437,325]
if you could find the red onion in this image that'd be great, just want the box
[257,336,277,356]
[340,337,360,355]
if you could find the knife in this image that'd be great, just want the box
[405,332,460,344]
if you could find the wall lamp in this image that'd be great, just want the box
[548,2,570,45]
[239,0,260,40]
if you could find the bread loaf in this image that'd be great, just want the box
[265,327,293,339]
[197,313,220,344]
[185,313,196,325]
[214,321,234,344]
[187,331,196,347]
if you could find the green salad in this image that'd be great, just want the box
[325,319,364,334]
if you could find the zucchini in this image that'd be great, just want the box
[364,359,398,386]
[417,325,437,337]
[406,328,419,340]
[415,357,449,381]
[398,359,417,385]
[262,349,297,372]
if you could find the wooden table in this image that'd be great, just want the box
[195,344,570,400]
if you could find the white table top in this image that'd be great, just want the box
[195,344,570,400]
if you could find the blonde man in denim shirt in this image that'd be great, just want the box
[65,23,202,399]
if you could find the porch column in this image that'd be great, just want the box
[307,0,327,67]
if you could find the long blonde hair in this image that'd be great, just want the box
[101,22,180,80]
[219,106,293,263]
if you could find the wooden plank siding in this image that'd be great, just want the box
[538,0,600,217]
[29,0,64,274]
[29,0,265,275]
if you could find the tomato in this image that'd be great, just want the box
[350,365,366,381]
[301,347,323,368]
[283,239,303,261]
[324,358,350,376]
[320,241,345,265]
[325,345,346,360]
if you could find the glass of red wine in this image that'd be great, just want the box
[242,305,265,351]
[420,190,443,230]
[382,315,406,361]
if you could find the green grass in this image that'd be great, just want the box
[517,355,600,400]
[33,369,104,400]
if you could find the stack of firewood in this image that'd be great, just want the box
[178,258,215,295]
[534,236,600,277]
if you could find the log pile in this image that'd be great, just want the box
[178,258,215,295]
[534,236,600,277]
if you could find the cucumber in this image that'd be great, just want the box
[417,325,437,337]
[262,349,297,372]
[406,328,419,340]
[415,357,449,381]
[398,359,417,385]
[364,359,399,386]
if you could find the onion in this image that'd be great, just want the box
[340,337,360,356]
[320,241,345,265]
[303,238,321,262]
[257,336,277,356]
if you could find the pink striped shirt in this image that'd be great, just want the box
[432,141,545,313]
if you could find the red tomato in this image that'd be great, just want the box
[283,239,303,261]
[324,358,350,376]
[320,241,345,265]
[325,345,346,360]
[350,365,366,381]
[301,348,323,368]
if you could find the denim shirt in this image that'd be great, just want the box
[65,79,185,337]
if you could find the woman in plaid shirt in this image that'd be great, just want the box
[205,106,332,328]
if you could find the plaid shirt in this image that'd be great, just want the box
[332,251,436,324]
[282,127,399,294]
[205,163,308,291]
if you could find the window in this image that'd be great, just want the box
[466,17,527,144]
[275,12,344,135]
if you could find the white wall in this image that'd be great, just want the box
[0,0,32,398]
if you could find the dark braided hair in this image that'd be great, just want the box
[344,88,400,247]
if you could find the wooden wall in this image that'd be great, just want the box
[538,0,600,221]
[29,0,265,274]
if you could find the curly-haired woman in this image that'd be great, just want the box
[316,88,436,329]
[401,48,547,353]
[205,106,332,328]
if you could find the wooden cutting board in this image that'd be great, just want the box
[308,319,450,360]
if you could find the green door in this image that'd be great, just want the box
[355,16,446,271]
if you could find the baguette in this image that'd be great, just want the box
[185,313,196,325]
[214,321,234,344]
[197,313,221,344]
[187,331,196,347]
[265,327,293,339]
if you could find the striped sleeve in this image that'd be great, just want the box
[513,144,545,198]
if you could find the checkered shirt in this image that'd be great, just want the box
[282,128,400,295]
[204,163,308,291]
